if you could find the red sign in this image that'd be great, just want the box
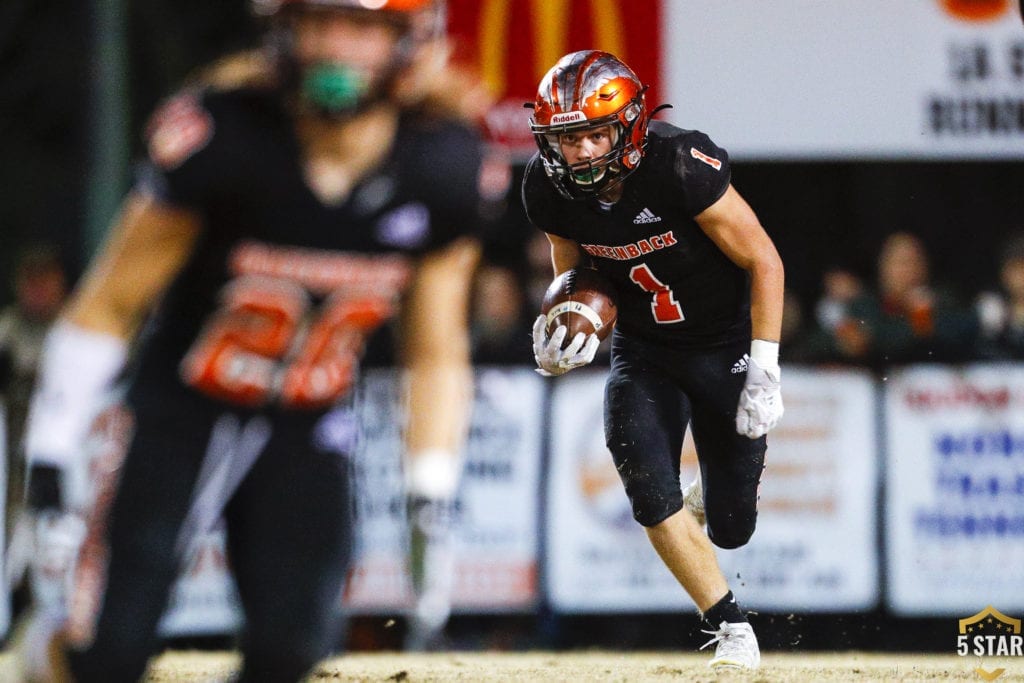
[446,0,663,156]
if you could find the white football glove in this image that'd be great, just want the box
[532,315,600,377]
[735,356,784,439]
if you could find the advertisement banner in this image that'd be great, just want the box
[446,0,663,158]
[885,364,1024,615]
[160,368,543,634]
[717,369,879,612]
[159,527,242,637]
[344,367,543,613]
[546,368,878,613]
[665,0,1024,159]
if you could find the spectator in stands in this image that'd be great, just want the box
[974,231,1024,360]
[775,288,819,365]
[798,266,881,367]
[0,244,68,539]
[872,231,976,364]
[470,264,534,365]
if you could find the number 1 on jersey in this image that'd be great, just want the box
[629,263,685,323]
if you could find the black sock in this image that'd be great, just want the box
[702,590,746,628]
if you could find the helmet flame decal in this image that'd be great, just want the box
[572,50,606,115]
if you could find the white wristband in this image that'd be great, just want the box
[24,321,128,468]
[750,339,780,373]
[404,448,463,500]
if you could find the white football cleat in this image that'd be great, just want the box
[700,621,761,670]
[682,475,705,527]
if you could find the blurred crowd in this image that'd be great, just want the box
[5,226,1024,489]
[1,225,1022,543]
[779,230,1024,368]
[466,227,1024,371]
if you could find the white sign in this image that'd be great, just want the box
[665,1,1024,159]
[718,369,879,612]
[546,368,879,612]
[345,368,543,613]
[885,364,1024,615]
[159,527,242,637]
[160,368,544,634]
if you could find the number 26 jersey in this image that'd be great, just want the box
[130,86,489,412]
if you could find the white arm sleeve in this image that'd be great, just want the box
[24,321,128,469]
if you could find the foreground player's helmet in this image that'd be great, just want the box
[530,50,650,200]
[254,0,446,118]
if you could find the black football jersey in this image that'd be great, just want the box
[129,86,487,411]
[521,120,750,348]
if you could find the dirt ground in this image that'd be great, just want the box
[1,649,1020,681]
[128,651,1024,682]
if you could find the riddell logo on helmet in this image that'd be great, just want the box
[551,111,587,125]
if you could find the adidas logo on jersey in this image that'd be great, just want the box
[633,208,662,224]
[731,354,750,374]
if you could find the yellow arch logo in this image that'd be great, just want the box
[478,0,626,96]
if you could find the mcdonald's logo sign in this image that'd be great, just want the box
[446,0,663,154]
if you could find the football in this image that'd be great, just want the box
[541,267,618,347]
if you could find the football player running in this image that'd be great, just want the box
[17,0,491,679]
[523,51,785,670]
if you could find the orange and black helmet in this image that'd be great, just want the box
[530,50,651,200]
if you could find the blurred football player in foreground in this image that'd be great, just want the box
[523,51,785,670]
[17,0,490,679]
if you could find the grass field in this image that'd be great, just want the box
[1,650,1003,682]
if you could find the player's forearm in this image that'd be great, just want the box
[64,193,201,340]
[62,286,140,342]
[403,356,473,454]
[60,247,145,341]
[547,233,584,276]
[400,237,478,452]
[748,251,785,344]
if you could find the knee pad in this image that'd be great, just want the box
[633,499,684,528]
[617,465,684,528]
[707,514,757,549]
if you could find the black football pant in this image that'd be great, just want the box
[604,332,766,548]
[68,396,353,683]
